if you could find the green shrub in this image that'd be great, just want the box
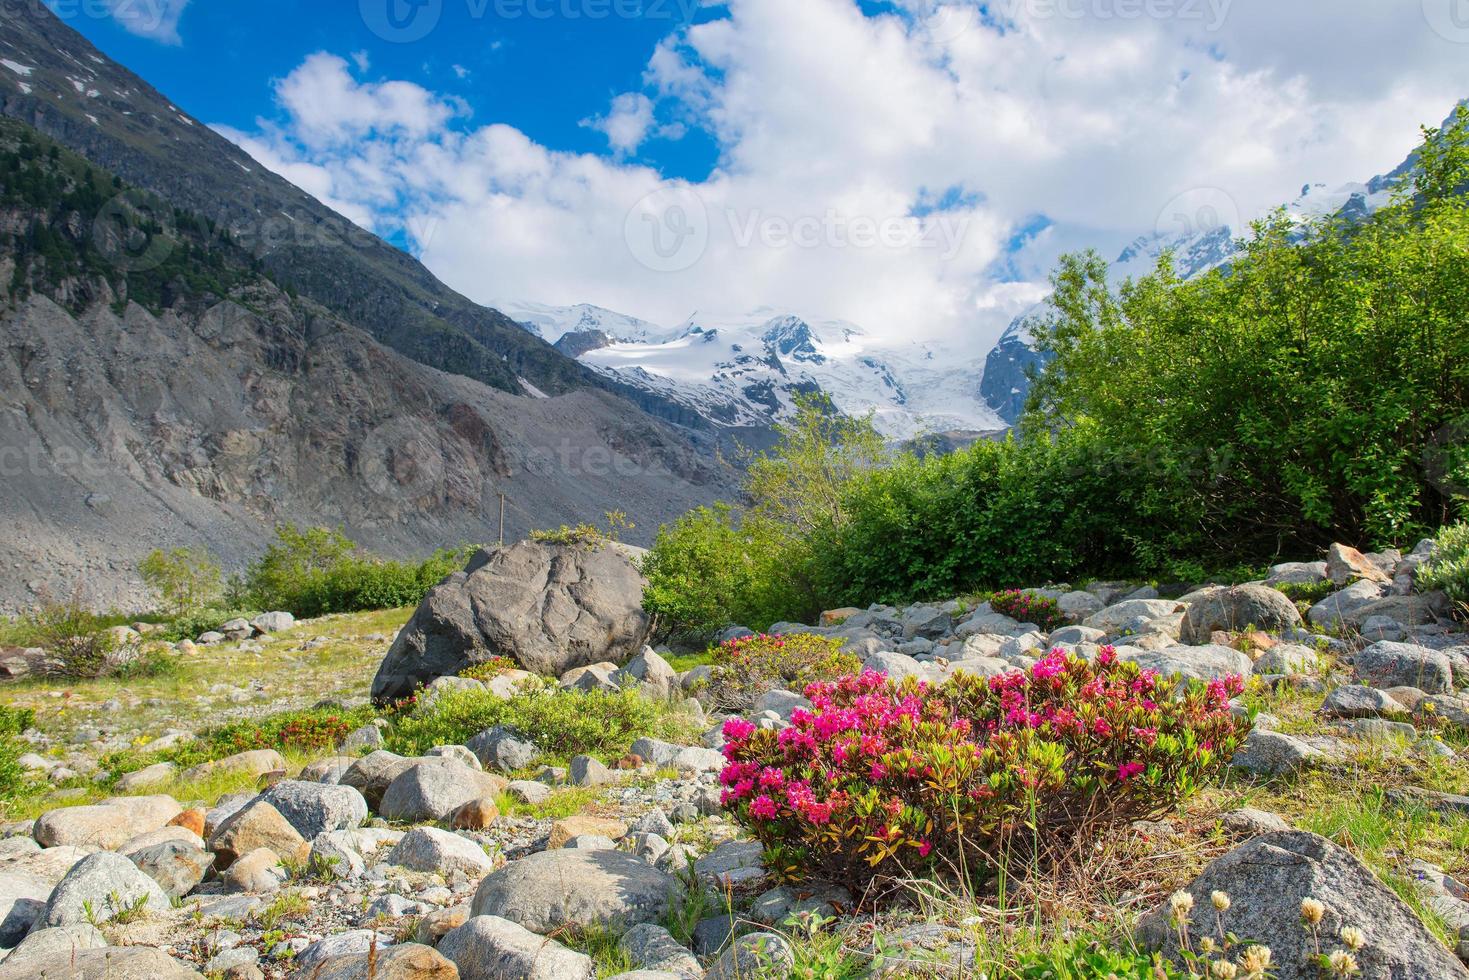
[456,657,520,682]
[531,511,634,549]
[720,649,1245,891]
[138,547,222,616]
[239,524,473,618]
[387,687,694,761]
[159,607,260,643]
[21,591,126,679]
[640,504,759,639]
[705,633,860,714]
[987,589,1067,632]
[1418,523,1469,609]
[200,705,379,759]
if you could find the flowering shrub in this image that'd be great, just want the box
[720,647,1245,889]
[706,632,861,713]
[987,589,1068,632]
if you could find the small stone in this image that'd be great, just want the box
[221,847,285,893]
[168,809,206,837]
[384,827,495,878]
[548,815,627,849]
[449,797,500,832]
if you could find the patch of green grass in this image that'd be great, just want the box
[555,923,634,974]
[664,649,717,673]
[492,787,597,821]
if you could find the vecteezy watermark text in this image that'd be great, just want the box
[992,0,1233,30]
[359,0,700,42]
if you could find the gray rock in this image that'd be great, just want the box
[569,755,616,787]
[619,923,701,978]
[425,744,481,769]
[1048,624,1106,647]
[0,945,204,979]
[379,760,504,823]
[339,751,413,810]
[204,946,259,974]
[694,840,767,887]
[467,727,541,773]
[1119,644,1251,682]
[630,810,675,839]
[1307,580,1390,628]
[293,943,455,980]
[1338,718,1418,740]
[1083,599,1182,634]
[299,756,356,784]
[128,840,211,899]
[341,724,384,752]
[256,780,368,840]
[2,923,106,965]
[1320,685,1405,719]
[1354,642,1453,694]
[470,848,677,933]
[864,651,929,682]
[1231,729,1326,776]
[1179,584,1304,644]
[371,541,652,700]
[1056,591,1105,623]
[42,851,172,927]
[563,835,617,851]
[1137,831,1469,979]
[1327,542,1393,585]
[0,871,48,947]
[1266,561,1328,585]
[32,795,182,850]
[613,649,679,700]
[704,932,795,980]
[385,827,495,877]
[750,882,852,924]
[294,930,395,973]
[1220,807,1291,836]
[506,780,552,805]
[750,689,810,719]
[1253,643,1318,675]
[250,612,295,634]
[1360,615,1406,643]
[692,914,736,956]
[440,915,594,980]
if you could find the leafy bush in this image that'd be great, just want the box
[457,657,520,682]
[531,511,634,549]
[239,524,472,618]
[200,705,379,759]
[1417,523,1469,609]
[719,648,1245,890]
[706,633,861,714]
[138,547,222,616]
[0,706,34,807]
[159,607,260,643]
[387,687,694,760]
[640,504,759,639]
[987,590,1067,632]
[21,591,128,679]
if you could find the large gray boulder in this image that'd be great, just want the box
[372,541,652,701]
[440,915,594,980]
[1083,599,1183,635]
[0,945,204,979]
[379,760,505,823]
[471,848,676,934]
[1179,584,1303,644]
[1354,641,1453,694]
[385,827,495,878]
[42,851,172,927]
[1119,644,1252,683]
[0,871,49,947]
[1137,831,1469,979]
[256,780,368,839]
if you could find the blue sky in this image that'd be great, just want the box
[46,1,1469,345]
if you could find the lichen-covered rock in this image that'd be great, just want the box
[439,915,594,980]
[1179,584,1303,644]
[255,780,368,839]
[1137,831,1469,979]
[371,541,652,701]
[470,848,676,933]
[1353,641,1453,694]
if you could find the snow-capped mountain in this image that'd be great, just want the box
[979,110,1443,425]
[502,305,1005,440]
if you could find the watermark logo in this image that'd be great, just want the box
[1154,186,1240,243]
[1423,0,1469,43]
[624,186,710,273]
[91,189,176,274]
[361,0,444,43]
[360,416,446,501]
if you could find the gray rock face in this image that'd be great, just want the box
[294,943,456,980]
[128,840,212,899]
[42,851,172,927]
[1137,831,1469,979]
[618,923,701,977]
[704,932,796,980]
[1231,729,1326,776]
[0,871,49,947]
[1119,644,1251,682]
[1083,599,1182,634]
[1320,685,1404,719]
[470,848,677,934]
[467,727,541,773]
[1353,641,1453,693]
[1307,580,1389,628]
[371,541,652,701]
[339,751,414,810]
[2,923,106,966]
[379,760,505,823]
[0,945,204,980]
[612,649,678,700]
[256,781,368,840]
[440,915,594,980]
[385,827,495,878]
[1253,643,1318,675]
[1179,585,1304,644]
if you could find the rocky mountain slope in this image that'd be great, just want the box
[0,116,730,612]
[502,305,1007,442]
